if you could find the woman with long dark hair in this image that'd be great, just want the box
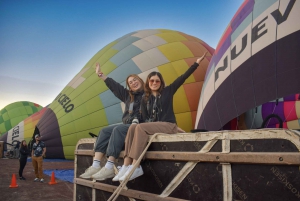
[19,140,30,180]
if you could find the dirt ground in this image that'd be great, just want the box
[0,158,74,201]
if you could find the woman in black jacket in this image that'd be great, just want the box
[19,140,30,180]
[117,52,207,181]
[79,62,145,181]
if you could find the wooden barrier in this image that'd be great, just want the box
[74,129,300,201]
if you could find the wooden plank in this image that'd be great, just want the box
[75,149,300,165]
[75,150,94,156]
[74,178,188,201]
[144,152,300,165]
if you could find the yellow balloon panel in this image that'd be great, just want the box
[287,120,300,129]
[60,121,77,137]
[156,32,188,43]
[175,112,193,132]
[172,60,195,84]
[158,42,194,62]
[63,145,77,160]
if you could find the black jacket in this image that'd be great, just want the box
[105,77,144,124]
[19,146,30,159]
[141,62,199,124]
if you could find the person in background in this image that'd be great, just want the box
[32,134,46,182]
[19,140,30,180]
[116,52,207,181]
[79,62,144,181]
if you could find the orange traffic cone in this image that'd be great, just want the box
[48,171,57,185]
[9,174,18,188]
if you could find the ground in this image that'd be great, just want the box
[0,158,74,201]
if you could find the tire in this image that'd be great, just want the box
[8,152,14,159]
[261,114,283,128]
[14,148,20,159]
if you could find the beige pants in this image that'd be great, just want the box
[32,156,43,179]
[124,122,183,160]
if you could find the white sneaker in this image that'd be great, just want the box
[119,165,144,181]
[92,167,115,181]
[112,166,130,181]
[79,166,101,179]
[40,178,44,183]
[34,178,39,182]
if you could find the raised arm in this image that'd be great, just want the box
[96,62,107,81]
[95,62,129,102]
[169,51,208,93]
[196,51,207,64]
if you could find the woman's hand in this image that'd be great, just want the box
[196,51,208,64]
[95,62,107,80]
[96,62,104,78]
[96,62,102,75]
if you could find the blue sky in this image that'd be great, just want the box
[0,0,243,110]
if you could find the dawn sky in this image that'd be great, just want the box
[0,0,243,110]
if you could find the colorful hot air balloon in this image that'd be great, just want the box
[36,29,214,159]
[244,93,300,129]
[0,107,47,147]
[0,101,43,136]
[196,0,300,131]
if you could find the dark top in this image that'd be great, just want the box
[141,62,199,124]
[19,146,30,159]
[105,77,144,124]
[15,141,21,149]
[32,141,46,157]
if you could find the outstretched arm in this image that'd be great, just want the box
[168,52,207,94]
[95,62,107,81]
[196,51,207,64]
[96,62,129,102]
[169,51,208,93]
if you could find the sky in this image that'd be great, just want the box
[0,0,244,110]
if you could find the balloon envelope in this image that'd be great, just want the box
[196,0,300,131]
[0,101,43,136]
[0,107,47,148]
[36,29,214,159]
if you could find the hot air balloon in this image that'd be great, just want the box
[196,0,300,131]
[36,29,214,159]
[243,93,300,129]
[0,107,47,143]
[0,101,43,136]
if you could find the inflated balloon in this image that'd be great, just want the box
[0,101,43,136]
[244,93,300,129]
[0,107,47,147]
[36,29,213,159]
[196,0,300,131]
